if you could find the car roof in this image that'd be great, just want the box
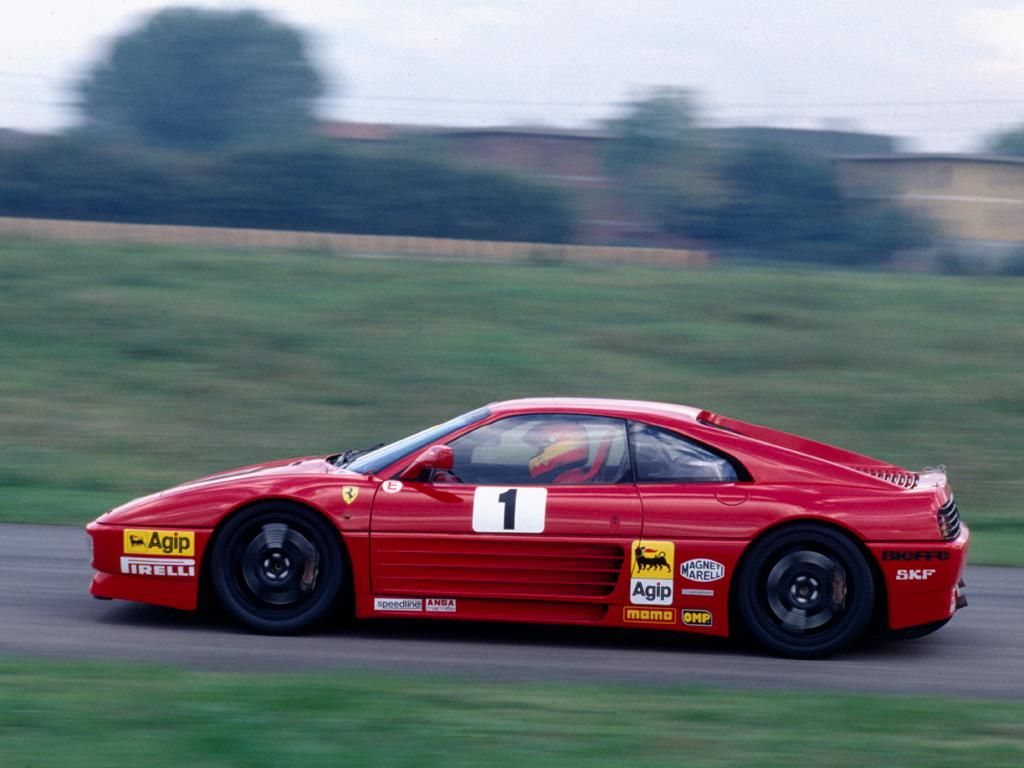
[486,397,704,423]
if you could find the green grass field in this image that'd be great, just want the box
[0,661,1021,767]
[1,238,1021,562]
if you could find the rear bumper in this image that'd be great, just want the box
[867,523,970,631]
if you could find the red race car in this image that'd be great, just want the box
[86,398,969,657]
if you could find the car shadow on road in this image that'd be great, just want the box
[91,597,947,664]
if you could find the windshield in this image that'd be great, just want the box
[342,406,491,475]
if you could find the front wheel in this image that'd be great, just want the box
[737,524,875,658]
[211,502,343,633]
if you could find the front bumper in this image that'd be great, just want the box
[86,521,212,611]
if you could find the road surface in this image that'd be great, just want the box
[1,523,1020,697]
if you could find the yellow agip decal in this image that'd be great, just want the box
[630,540,674,578]
[123,529,195,557]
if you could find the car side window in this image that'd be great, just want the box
[446,414,630,485]
[629,422,740,483]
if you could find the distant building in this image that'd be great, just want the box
[318,120,902,245]
[837,154,1024,244]
[713,126,898,157]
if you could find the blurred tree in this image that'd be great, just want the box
[602,87,726,239]
[986,126,1024,157]
[76,7,324,151]
[712,142,847,249]
[709,141,933,263]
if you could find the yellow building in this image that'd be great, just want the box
[837,155,1024,244]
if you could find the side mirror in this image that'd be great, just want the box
[399,444,454,481]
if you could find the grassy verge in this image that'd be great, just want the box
[0,661,1021,767]
[1,238,1021,562]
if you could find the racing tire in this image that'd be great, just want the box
[211,501,344,634]
[737,523,875,658]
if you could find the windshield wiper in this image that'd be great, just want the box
[335,443,385,467]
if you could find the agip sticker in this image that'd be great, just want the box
[123,529,195,557]
[630,540,675,606]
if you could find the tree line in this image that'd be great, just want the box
[4,6,993,261]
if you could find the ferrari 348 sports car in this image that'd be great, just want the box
[87,398,969,657]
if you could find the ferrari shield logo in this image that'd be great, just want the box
[342,486,359,504]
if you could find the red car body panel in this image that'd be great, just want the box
[86,398,969,638]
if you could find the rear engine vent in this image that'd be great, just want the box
[854,466,919,489]
[937,497,961,541]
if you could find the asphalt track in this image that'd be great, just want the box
[2,523,1021,697]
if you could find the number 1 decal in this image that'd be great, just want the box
[473,487,546,533]
[498,488,517,530]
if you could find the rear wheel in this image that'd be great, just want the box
[737,524,874,658]
[211,502,343,633]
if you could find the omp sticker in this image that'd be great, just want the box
[472,487,546,533]
[342,486,359,504]
[123,529,195,557]
[622,607,675,625]
[681,609,713,627]
[373,597,423,612]
[631,541,674,578]
[679,558,725,582]
[630,540,674,605]
[425,598,457,613]
[381,480,403,494]
[120,557,195,577]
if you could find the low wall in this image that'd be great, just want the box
[0,217,712,268]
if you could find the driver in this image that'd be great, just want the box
[524,421,590,481]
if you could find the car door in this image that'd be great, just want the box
[369,413,642,620]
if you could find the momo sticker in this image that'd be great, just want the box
[123,529,194,557]
[630,540,674,606]
[472,487,546,533]
[623,607,675,625]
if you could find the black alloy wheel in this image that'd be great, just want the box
[211,502,343,633]
[737,523,875,658]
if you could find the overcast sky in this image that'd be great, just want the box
[3,0,1024,151]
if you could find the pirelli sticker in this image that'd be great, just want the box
[623,607,676,625]
[123,529,195,557]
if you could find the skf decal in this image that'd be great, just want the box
[630,540,674,606]
[123,529,194,557]
[622,607,675,625]
[679,558,725,583]
[425,598,457,613]
[342,486,359,504]
[373,597,423,612]
[120,557,195,577]
[681,609,713,627]
[896,569,936,581]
